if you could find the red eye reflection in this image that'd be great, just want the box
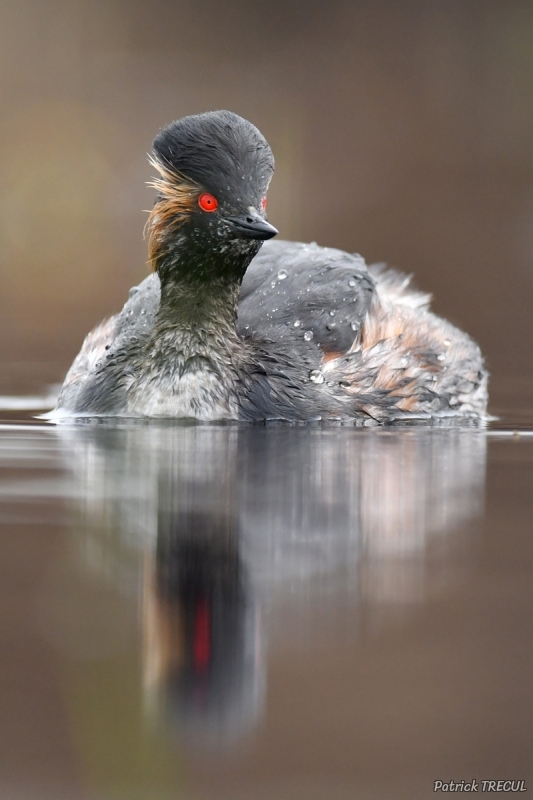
[198,193,218,212]
[261,196,267,211]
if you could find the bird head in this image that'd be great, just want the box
[146,111,277,275]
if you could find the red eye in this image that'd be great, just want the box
[261,196,267,211]
[198,193,218,212]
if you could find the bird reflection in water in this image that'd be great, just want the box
[143,510,263,746]
[57,423,486,744]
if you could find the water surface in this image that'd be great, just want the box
[0,398,532,799]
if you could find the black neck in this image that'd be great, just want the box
[153,229,261,334]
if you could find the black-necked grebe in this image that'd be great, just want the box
[51,110,488,423]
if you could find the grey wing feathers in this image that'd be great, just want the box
[238,240,375,355]
[114,273,161,335]
[368,263,431,310]
[54,274,160,413]
[55,315,119,411]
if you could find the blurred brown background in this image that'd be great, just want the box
[1,0,532,405]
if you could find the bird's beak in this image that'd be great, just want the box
[225,210,278,240]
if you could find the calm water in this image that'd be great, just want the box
[0,392,532,800]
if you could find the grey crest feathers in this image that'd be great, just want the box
[153,111,274,206]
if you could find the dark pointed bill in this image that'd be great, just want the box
[225,213,278,240]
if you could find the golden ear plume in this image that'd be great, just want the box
[144,155,200,270]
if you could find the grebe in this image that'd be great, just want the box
[51,110,487,423]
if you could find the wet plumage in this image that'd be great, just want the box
[51,111,488,424]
